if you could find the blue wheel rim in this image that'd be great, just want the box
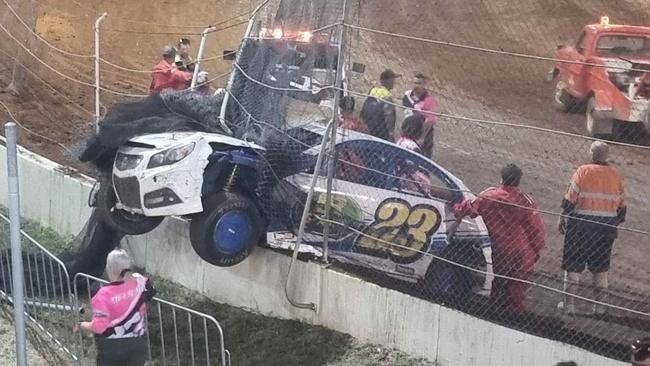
[211,211,253,256]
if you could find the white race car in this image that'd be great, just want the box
[97,122,494,299]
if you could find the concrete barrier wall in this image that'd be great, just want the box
[0,141,625,366]
[0,137,94,236]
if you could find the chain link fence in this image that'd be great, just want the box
[216,0,650,362]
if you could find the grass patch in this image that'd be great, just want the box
[0,207,73,254]
[0,206,74,254]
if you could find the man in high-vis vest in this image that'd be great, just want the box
[558,141,626,316]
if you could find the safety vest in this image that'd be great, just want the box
[564,163,625,218]
[369,86,392,101]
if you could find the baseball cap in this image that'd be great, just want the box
[162,45,176,58]
[380,69,401,81]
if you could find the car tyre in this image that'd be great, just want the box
[552,81,576,113]
[96,177,164,235]
[422,258,461,302]
[643,114,650,137]
[190,192,263,267]
[586,97,614,139]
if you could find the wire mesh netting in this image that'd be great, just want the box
[219,1,650,362]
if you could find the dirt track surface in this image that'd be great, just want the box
[1,0,650,358]
[349,0,650,352]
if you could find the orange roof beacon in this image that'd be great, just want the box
[549,16,650,139]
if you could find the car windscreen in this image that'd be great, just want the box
[285,127,323,152]
[596,34,650,57]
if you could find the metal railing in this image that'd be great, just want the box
[73,272,231,366]
[0,212,79,363]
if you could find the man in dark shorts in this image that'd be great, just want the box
[558,141,626,316]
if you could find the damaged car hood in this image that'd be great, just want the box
[128,132,266,151]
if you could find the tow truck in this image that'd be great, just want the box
[550,16,650,138]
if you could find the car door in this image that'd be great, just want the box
[564,31,590,97]
[298,139,457,278]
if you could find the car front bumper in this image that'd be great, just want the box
[112,140,212,217]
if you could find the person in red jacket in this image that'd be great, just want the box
[149,46,193,94]
[452,164,545,314]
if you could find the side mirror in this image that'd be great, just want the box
[352,62,366,74]
[223,50,237,61]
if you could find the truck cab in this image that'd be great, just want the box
[550,16,650,138]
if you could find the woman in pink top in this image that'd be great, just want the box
[402,74,438,158]
[77,249,155,366]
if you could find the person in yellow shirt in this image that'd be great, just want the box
[361,69,400,141]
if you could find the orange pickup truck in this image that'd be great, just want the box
[550,17,650,139]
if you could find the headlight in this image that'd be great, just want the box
[147,142,195,169]
[115,152,143,171]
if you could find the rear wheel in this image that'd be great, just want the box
[96,177,164,235]
[644,114,650,136]
[421,257,472,305]
[190,192,263,267]
[586,97,614,139]
[552,81,576,113]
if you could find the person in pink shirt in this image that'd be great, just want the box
[402,74,438,158]
[149,45,193,94]
[77,249,155,366]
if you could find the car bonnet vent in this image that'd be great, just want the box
[124,141,156,149]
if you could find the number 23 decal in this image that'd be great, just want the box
[355,198,442,264]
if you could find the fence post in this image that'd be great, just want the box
[284,121,334,311]
[94,13,108,134]
[321,0,351,263]
[190,26,217,90]
[5,122,27,366]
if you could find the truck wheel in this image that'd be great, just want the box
[644,115,650,136]
[96,178,164,235]
[586,98,614,139]
[190,192,263,267]
[552,81,576,112]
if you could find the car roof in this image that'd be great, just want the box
[586,24,650,35]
